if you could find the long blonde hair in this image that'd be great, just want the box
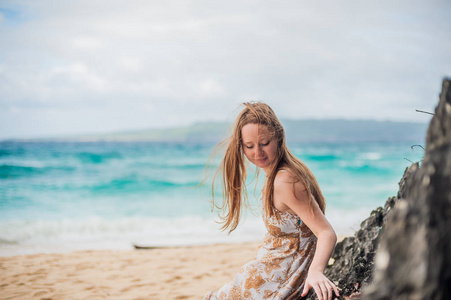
[212,102,326,233]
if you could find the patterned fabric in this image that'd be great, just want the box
[204,198,317,300]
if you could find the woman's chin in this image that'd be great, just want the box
[250,158,272,169]
[257,161,269,168]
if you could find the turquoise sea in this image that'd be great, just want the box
[0,140,425,256]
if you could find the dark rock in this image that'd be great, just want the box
[302,78,450,299]
[361,79,451,299]
[302,164,418,300]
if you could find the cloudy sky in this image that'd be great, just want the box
[0,0,450,139]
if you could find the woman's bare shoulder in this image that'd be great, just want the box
[273,169,308,209]
[274,168,305,190]
[274,169,293,182]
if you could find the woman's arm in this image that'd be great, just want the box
[273,171,339,300]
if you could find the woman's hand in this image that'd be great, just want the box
[301,270,339,300]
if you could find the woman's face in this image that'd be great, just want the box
[241,123,278,173]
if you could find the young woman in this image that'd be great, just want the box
[203,102,339,300]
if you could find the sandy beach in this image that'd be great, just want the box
[0,242,261,300]
[0,237,348,299]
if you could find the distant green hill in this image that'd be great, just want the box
[282,119,428,143]
[21,119,428,143]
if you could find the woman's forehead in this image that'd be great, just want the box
[241,124,273,140]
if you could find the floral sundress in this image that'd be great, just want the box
[203,195,317,300]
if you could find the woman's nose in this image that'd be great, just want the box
[255,145,263,156]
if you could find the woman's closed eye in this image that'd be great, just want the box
[244,141,270,149]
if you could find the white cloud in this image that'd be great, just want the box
[71,36,105,52]
[118,56,142,72]
[198,79,227,98]
[0,0,450,139]
[48,63,107,91]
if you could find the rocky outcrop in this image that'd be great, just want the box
[302,78,451,299]
[302,164,417,300]
[361,79,451,299]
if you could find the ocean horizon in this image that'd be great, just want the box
[0,138,425,256]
